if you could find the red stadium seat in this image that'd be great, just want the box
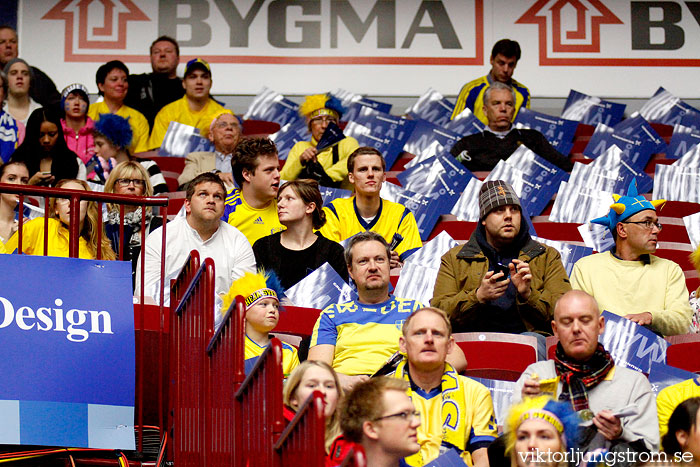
[149,156,186,175]
[161,170,180,192]
[453,332,538,381]
[666,334,700,373]
[242,119,281,137]
[546,336,559,360]
[276,306,322,338]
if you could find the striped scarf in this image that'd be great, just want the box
[554,343,614,412]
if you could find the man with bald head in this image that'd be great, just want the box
[513,290,659,454]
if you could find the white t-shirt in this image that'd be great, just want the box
[135,215,256,305]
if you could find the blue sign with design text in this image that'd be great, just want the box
[0,255,135,449]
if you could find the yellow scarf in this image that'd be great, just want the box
[394,359,468,465]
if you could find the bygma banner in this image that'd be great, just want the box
[0,255,135,450]
[17,0,700,98]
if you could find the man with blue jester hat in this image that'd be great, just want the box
[570,180,692,336]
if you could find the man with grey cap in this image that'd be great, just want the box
[431,180,571,358]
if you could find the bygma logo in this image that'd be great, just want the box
[158,0,464,50]
[0,297,113,343]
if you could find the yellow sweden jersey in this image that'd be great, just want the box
[88,101,150,153]
[222,188,284,246]
[450,75,530,124]
[402,372,497,466]
[310,297,422,376]
[5,218,94,259]
[318,197,422,261]
[244,334,299,378]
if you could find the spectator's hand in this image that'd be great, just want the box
[521,376,542,398]
[510,259,532,300]
[300,147,318,164]
[29,172,54,186]
[337,373,369,393]
[217,172,234,186]
[593,410,623,440]
[390,250,402,270]
[624,312,652,326]
[475,270,510,303]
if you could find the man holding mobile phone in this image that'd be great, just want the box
[431,180,571,359]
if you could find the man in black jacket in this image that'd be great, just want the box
[450,81,573,172]
[124,36,184,129]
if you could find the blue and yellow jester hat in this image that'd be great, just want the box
[299,93,346,121]
[591,180,666,231]
[221,270,284,317]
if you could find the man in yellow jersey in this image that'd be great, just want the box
[222,137,284,245]
[318,147,422,269]
[392,307,496,467]
[451,39,529,125]
[309,232,465,392]
[148,58,227,150]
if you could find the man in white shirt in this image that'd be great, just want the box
[135,172,255,305]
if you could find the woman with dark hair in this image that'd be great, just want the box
[253,179,348,289]
[92,113,167,194]
[663,397,700,465]
[87,60,149,154]
[10,107,79,186]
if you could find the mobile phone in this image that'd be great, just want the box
[494,262,510,281]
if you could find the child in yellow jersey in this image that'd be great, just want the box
[221,270,299,377]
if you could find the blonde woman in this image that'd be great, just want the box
[104,161,162,285]
[506,396,579,467]
[283,360,342,455]
[5,179,115,260]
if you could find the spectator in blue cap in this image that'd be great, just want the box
[570,180,692,336]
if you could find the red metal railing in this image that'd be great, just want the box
[233,338,286,467]
[169,252,212,466]
[274,391,326,467]
[0,183,170,458]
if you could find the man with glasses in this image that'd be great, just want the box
[178,110,241,191]
[280,93,358,189]
[340,377,421,467]
[570,181,692,336]
[391,307,496,467]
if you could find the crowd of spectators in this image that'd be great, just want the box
[2,27,700,467]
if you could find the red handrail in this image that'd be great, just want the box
[233,339,285,467]
[274,391,326,467]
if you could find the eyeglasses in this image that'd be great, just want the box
[620,220,663,231]
[311,116,337,125]
[116,178,146,188]
[372,410,421,422]
[214,121,239,130]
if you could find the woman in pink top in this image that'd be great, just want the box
[60,83,95,165]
